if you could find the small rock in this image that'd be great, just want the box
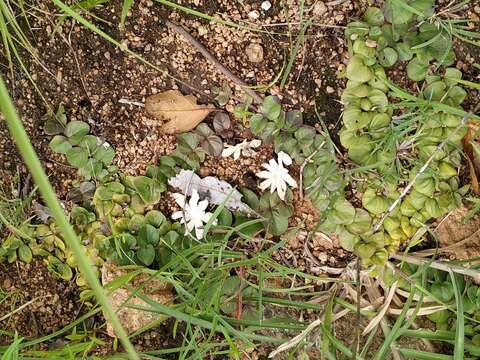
[198,26,208,36]
[313,1,327,17]
[365,39,377,48]
[326,86,335,94]
[2,278,12,289]
[245,43,264,63]
[261,1,272,11]
[248,10,260,20]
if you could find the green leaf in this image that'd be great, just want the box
[177,132,199,150]
[346,208,372,235]
[137,244,155,266]
[385,0,414,24]
[94,145,115,165]
[378,47,398,67]
[407,57,429,81]
[138,224,160,247]
[431,281,454,303]
[396,42,413,61]
[355,242,376,259]
[330,199,356,225]
[250,114,267,135]
[125,176,164,205]
[294,126,316,148]
[424,81,446,101]
[49,135,72,154]
[79,135,99,153]
[363,7,384,26]
[261,96,282,121]
[18,244,32,263]
[66,147,89,168]
[346,55,374,83]
[64,120,90,145]
[362,188,388,215]
[444,67,462,86]
[145,210,166,228]
[120,0,134,29]
[338,228,360,252]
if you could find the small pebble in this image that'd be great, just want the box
[248,10,260,20]
[245,43,264,63]
[313,1,327,17]
[261,1,272,11]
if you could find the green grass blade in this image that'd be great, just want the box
[397,348,455,360]
[0,74,139,360]
[450,272,464,360]
[372,289,415,360]
[120,0,134,29]
[1,333,22,360]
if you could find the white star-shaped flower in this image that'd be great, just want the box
[171,189,217,240]
[256,151,297,201]
[221,139,261,160]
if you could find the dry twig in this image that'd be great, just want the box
[166,21,263,104]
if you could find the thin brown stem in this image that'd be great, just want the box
[166,20,263,104]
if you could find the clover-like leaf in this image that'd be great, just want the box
[213,112,234,138]
[49,135,72,154]
[396,42,413,61]
[137,244,155,266]
[378,47,398,67]
[195,123,223,156]
[294,126,316,148]
[261,96,282,121]
[431,281,454,303]
[68,181,96,203]
[407,57,429,81]
[346,208,372,235]
[330,199,356,225]
[363,7,384,26]
[64,120,90,145]
[338,228,360,252]
[66,147,89,168]
[362,188,388,215]
[346,55,374,83]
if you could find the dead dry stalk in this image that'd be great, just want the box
[166,21,263,104]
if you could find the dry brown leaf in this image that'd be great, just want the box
[435,207,480,259]
[101,262,174,337]
[145,90,214,134]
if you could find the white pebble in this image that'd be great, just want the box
[248,10,260,20]
[261,1,272,11]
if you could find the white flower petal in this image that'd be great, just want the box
[233,148,241,160]
[195,227,204,239]
[250,139,262,148]
[256,170,272,179]
[278,151,292,166]
[172,193,186,208]
[171,211,183,220]
[222,146,237,158]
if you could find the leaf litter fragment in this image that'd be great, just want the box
[168,169,254,214]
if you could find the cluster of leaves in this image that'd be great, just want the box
[49,119,116,181]
[241,188,294,236]
[251,97,341,199]
[0,227,33,264]
[348,2,455,82]
[400,264,480,357]
[320,5,470,271]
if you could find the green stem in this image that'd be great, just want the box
[0,75,139,360]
